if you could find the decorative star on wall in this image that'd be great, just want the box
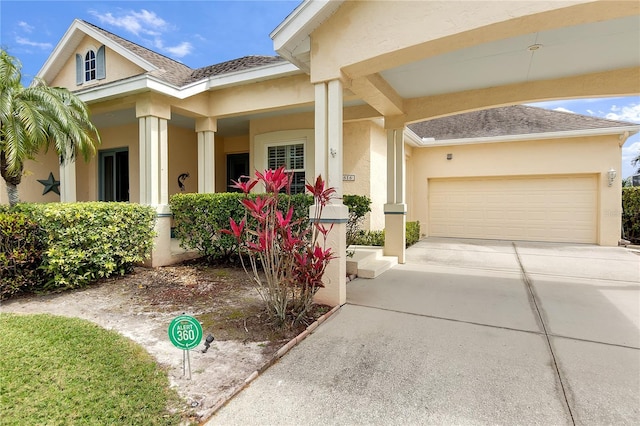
[37,172,60,195]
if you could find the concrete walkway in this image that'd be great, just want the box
[207,238,640,425]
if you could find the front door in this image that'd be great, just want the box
[227,153,250,192]
[99,148,129,202]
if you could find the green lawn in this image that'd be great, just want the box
[0,313,185,425]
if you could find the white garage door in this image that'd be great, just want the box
[428,175,598,243]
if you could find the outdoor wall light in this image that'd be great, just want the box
[202,334,215,353]
[607,168,617,186]
[447,153,453,160]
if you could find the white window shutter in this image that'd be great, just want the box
[75,54,83,85]
[96,46,106,80]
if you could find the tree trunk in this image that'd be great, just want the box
[0,151,22,207]
[5,181,19,206]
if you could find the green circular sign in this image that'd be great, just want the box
[168,315,203,350]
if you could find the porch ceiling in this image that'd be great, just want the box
[378,15,639,100]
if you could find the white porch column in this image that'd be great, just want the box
[314,83,328,180]
[138,115,169,208]
[137,99,171,266]
[312,79,348,307]
[196,117,217,193]
[59,149,77,202]
[384,128,407,263]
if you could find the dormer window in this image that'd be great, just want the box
[85,50,96,81]
[76,45,106,85]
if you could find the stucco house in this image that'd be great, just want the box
[1,0,638,307]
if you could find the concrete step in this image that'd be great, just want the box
[357,256,398,279]
[346,246,382,275]
[345,245,398,279]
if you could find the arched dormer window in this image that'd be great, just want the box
[76,46,106,85]
[85,50,96,82]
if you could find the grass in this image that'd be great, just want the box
[0,313,186,425]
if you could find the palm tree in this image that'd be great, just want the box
[0,49,100,206]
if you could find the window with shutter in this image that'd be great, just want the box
[267,143,305,194]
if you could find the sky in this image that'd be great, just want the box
[1,0,639,178]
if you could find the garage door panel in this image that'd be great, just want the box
[428,175,597,243]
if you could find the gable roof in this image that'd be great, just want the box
[83,21,290,87]
[408,105,638,143]
[38,19,295,92]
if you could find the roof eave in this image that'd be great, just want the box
[75,61,305,103]
[205,61,302,90]
[403,128,423,147]
[271,0,343,74]
[416,126,640,147]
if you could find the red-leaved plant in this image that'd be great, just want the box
[223,166,336,325]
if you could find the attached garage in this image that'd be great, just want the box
[428,175,598,243]
[406,105,638,246]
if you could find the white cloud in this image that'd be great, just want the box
[554,107,575,114]
[15,37,52,49]
[18,21,34,33]
[89,9,167,36]
[88,9,193,59]
[158,41,193,58]
[605,104,640,124]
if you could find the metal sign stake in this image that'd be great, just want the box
[168,315,202,381]
[181,349,192,380]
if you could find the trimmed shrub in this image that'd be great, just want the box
[406,221,421,247]
[170,192,313,263]
[343,194,372,247]
[622,187,640,243]
[8,202,156,291]
[352,229,386,246]
[0,213,45,299]
[350,221,421,248]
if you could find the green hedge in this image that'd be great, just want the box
[351,229,386,246]
[622,187,640,243]
[3,203,156,291]
[0,213,45,300]
[406,221,421,247]
[170,192,313,263]
[350,221,421,248]
[343,194,372,247]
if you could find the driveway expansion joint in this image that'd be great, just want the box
[513,242,576,426]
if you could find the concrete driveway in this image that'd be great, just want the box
[208,238,640,425]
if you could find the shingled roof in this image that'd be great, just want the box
[81,20,286,87]
[408,105,637,141]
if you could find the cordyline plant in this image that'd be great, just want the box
[223,166,336,325]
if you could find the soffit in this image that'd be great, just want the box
[380,15,639,99]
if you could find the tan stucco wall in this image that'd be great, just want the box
[343,121,372,228]
[0,149,61,204]
[210,74,314,118]
[50,35,146,89]
[409,135,623,245]
[342,120,387,231]
[168,126,198,197]
[369,122,388,230]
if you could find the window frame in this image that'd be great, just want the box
[265,139,306,195]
